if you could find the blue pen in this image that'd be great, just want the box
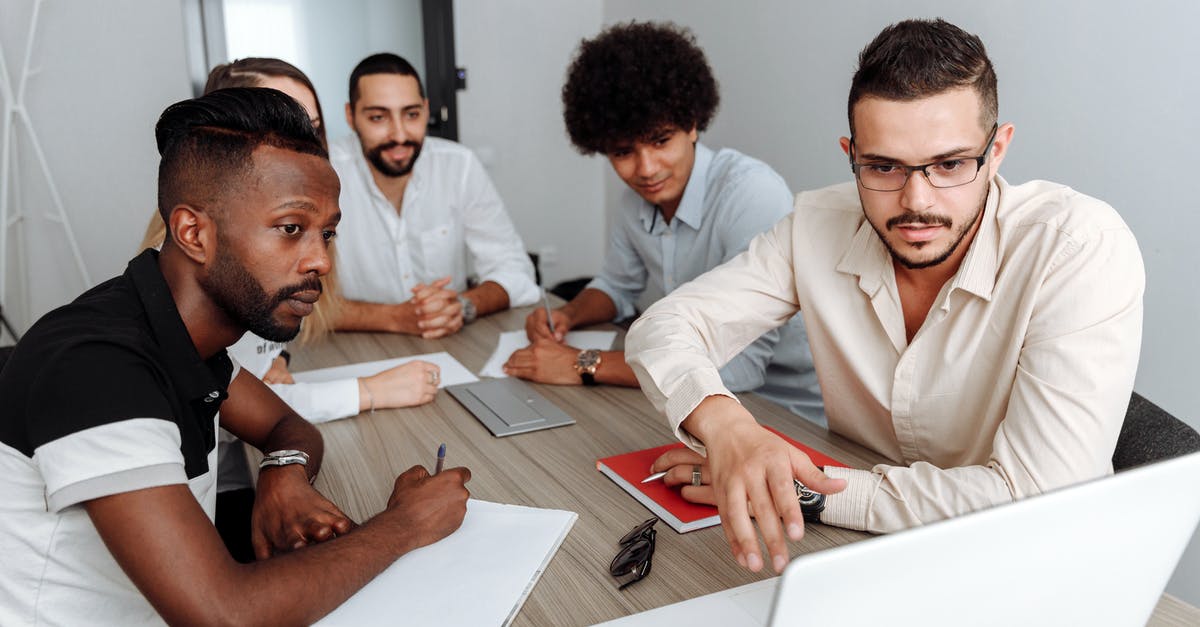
[435,443,446,474]
[542,288,557,336]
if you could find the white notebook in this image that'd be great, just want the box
[316,499,577,626]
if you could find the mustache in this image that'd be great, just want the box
[887,212,953,229]
[376,139,420,152]
[273,276,323,303]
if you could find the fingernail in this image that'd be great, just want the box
[788,523,803,540]
[773,554,787,573]
[746,553,763,572]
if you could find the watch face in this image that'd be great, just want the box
[577,349,601,370]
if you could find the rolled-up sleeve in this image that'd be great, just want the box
[627,215,803,452]
[460,153,539,307]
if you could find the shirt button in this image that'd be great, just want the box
[204,391,219,403]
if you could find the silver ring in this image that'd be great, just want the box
[428,370,439,385]
[691,465,703,487]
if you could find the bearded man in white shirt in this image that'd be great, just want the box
[331,53,539,337]
[627,18,1144,575]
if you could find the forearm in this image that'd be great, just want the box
[258,414,325,479]
[335,298,419,334]
[219,510,422,625]
[595,350,640,387]
[462,281,510,318]
[560,288,619,328]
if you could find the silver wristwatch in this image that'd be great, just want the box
[458,295,478,324]
[259,449,310,470]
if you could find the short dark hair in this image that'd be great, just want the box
[205,57,328,148]
[848,19,997,135]
[348,53,425,108]
[155,87,328,230]
[562,21,719,155]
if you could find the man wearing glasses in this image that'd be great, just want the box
[627,18,1144,576]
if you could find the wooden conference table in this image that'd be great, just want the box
[289,304,1199,627]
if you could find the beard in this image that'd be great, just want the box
[866,183,988,270]
[199,241,322,342]
[364,138,423,178]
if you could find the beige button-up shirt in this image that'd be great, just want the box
[626,177,1144,533]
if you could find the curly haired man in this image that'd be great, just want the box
[504,21,823,426]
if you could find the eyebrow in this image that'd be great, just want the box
[274,200,320,214]
[856,144,979,164]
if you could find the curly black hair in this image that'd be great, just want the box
[562,21,719,155]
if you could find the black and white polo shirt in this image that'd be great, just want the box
[0,249,238,625]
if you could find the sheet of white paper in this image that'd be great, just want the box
[292,351,478,388]
[479,330,617,378]
[316,499,577,627]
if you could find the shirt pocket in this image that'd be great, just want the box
[418,224,458,279]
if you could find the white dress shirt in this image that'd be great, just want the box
[627,177,1144,533]
[330,134,539,307]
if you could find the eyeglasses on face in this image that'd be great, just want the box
[849,123,999,192]
[609,517,658,590]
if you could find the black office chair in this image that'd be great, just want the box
[1112,392,1200,472]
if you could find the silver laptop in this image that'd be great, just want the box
[600,451,1200,626]
[447,378,575,437]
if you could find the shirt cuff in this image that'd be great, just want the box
[484,271,539,308]
[269,379,360,424]
[585,278,637,322]
[820,466,880,532]
[667,368,738,455]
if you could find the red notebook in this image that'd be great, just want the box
[596,426,846,533]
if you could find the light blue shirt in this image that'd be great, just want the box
[589,143,824,424]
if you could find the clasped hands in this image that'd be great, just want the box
[502,305,579,384]
[408,277,463,339]
[661,397,847,574]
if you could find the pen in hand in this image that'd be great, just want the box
[541,288,557,336]
[641,470,668,483]
[435,443,446,475]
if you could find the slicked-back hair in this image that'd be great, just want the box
[562,21,719,155]
[205,57,328,149]
[155,87,327,229]
[348,52,425,108]
[848,18,997,135]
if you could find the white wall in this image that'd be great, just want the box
[603,0,1200,605]
[221,0,424,143]
[1,0,193,332]
[453,0,605,288]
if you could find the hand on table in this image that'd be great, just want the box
[360,360,440,410]
[503,339,580,385]
[685,396,846,574]
[251,464,356,560]
[410,277,463,339]
[262,355,294,384]
[524,306,571,343]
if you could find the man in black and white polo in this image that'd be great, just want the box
[0,88,472,625]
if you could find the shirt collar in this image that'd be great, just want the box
[637,142,713,233]
[836,176,1004,302]
[127,249,232,405]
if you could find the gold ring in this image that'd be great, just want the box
[691,465,703,487]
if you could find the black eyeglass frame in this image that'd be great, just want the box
[609,517,658,590]
[849,123,999,192]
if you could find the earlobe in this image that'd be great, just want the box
[167,205,210,264]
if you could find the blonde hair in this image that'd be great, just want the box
[142,57,342,344]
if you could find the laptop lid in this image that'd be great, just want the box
[446,378,575,437]
[769,451,1200,626]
